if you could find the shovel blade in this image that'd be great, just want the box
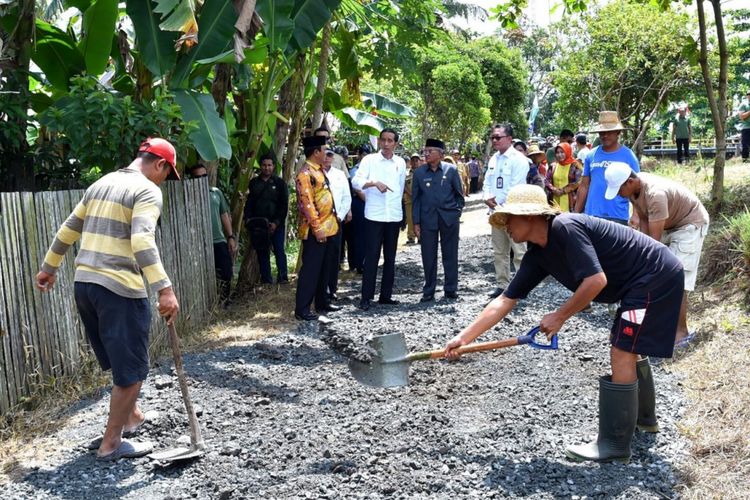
[348,358,410,388]
[149,446,203,462]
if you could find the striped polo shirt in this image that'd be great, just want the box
[42,167,171,299]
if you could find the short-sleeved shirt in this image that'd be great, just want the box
[468,160,480,178]
[582,145,640,221]
[673,116,691,139]
[504,213,683,304]
[209,187,230,244]
[630,173,708,230]
[740,102,750,130]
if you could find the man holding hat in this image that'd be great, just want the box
[573,111,640,225]
[445,184,684,463]
[412,139,465,302]
[604,164,709,349]
[294,135,340,321]
[35,137,181,460]
[483,123,530,299]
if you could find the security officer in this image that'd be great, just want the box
[294,135,340,322]
[412,139,465,302]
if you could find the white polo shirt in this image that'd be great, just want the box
[483,147,529,206]
[351,151,406,222]
[325,166,352,222]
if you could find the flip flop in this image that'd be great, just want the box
[96,439,154,461]
[86,410,158,450]
[674,332,697,351]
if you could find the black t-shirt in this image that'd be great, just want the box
[504,213,683,304]
[244,175,288,226]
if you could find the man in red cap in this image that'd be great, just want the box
[35,137,180,461]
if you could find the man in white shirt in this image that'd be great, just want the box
[351,128,407,310]
[483,123,529,298]
[324,150,352,302]
[576,134,591,162]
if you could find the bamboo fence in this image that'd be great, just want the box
[0,178,216,415]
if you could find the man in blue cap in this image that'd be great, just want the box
[412,139,465,302]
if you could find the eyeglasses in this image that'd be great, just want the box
[491,135,509,141]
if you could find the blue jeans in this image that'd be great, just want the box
[256,224,288,283]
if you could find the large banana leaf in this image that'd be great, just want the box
[288,0,341,52]
[32,20,85,91]
[334,107,385,136]
[173,90,232,161]
[79,0,119,75]
[154,0,197,31]
[64,0,93,10]
[362,92,415,119]
[171,0,237,86]
[127,0,179,78]
[255,0,295,53]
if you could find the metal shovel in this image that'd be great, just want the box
[149,322,205,462]
[348,326,557,388]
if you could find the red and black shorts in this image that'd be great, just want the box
[609,270,685,359]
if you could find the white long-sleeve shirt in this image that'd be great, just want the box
[483,147,529,206]
[351,151,406,222]
[326,166,352,221]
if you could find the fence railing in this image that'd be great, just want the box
[0,178,216,415]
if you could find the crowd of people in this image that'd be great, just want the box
[33,106,712,465]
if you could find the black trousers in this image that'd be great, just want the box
[742,129,750,160]
[470,177,479,194]
[361,219,400,301]
[327,228,342,295]
[295,234,335,314]
[214,241,233,303]
[420,218,459,296]
[676,138,690,164]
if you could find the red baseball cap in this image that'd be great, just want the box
[138,137,180,180]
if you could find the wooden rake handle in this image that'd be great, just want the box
[167,322,205,450]
[407,338,522,361]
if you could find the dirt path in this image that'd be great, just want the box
[1,198,688,499]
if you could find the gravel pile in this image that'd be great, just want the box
[1,230,688,499]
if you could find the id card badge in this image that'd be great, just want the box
[496,177,504,189]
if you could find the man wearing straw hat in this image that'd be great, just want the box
[573,111,640,225]
[445,184,684,463]
[35,138,181,461]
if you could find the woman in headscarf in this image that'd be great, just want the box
[544,142,582,212]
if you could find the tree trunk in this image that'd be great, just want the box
[697,0,728,213]
[1,0,35,191]
[273,52,308,167]
[311,21,331,129]
[282,49,314,183]
[632,80,673,160]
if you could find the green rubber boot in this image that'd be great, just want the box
[565,376,638,463]
[636,357,659,433]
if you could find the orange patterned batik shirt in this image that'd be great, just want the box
[296,160,339,240]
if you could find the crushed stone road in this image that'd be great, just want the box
[2,203,688,499]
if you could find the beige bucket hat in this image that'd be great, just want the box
[489,185,561,229]
[526,144,545,158]
[590,111,626,133]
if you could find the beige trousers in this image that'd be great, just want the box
[491,226,526,287]
[405,200,415,240]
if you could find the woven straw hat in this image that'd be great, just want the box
[489,185,561,229]
[590,111,626,133]
[526,144,545,157]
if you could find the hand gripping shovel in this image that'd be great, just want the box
[149,323,205,462]
[349,326,557,388]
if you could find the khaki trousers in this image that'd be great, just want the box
[404,200,415,240]
[491,226,526,287]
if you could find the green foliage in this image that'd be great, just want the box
[31,19,86,90]
[126,0,179,78]
[79,0,118,75]
[173,90,232,161]
[37,76,195,185]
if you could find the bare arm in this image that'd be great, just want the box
[539,272,607,338]
[646,219,666,242]
[573,176,590,213]
[444,295,518,358]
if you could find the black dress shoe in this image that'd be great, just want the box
[295,311,318,321]
[317,303,341,312]
[378,298,400,305]
[445,291,459,299]
[487,287,504,298]
[420,294,434,303]
[358,299,370,311]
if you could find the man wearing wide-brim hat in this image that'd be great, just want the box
[573,111,640,225]
[525,144,546,189]
[444,184,685,464]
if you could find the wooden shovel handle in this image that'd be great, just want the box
[167,323,205,450]
[407,337,521,361]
